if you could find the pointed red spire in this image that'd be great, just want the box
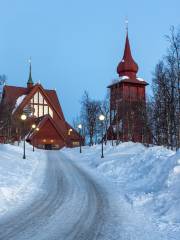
[117,33,138,79]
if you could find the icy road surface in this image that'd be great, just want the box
[0,151,117,240]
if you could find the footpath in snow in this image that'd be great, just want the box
[62,142,180,240]
[0,143,47,216]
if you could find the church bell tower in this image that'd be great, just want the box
[106,28,150,143]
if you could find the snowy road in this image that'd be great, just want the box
[0,151,111,240]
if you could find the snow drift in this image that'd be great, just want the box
[0,143,46,216]
[63,142,180,239]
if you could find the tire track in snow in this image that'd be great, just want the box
[0,151,109,240]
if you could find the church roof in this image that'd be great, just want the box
[2,84,65,119]
[117,33,138,79]
[108,32,148,88]
[107,77,148,88]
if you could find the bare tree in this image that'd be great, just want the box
[0,75,7,102]
[151,26,180,149]
[80,91,101,146]
[166,26,180,149]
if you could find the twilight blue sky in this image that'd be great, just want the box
[0,0,179,123]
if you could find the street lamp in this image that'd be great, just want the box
[78,124,82,153]
[35,127,39,149]
[31,124,36,152]
[99,114,105,158]
[21,114,27,159]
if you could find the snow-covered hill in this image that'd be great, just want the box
[62,142,180,239]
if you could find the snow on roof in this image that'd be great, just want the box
[120,76,130,81]
[112,76,130,84]
[12,94,26,114]
[137,77,145,82]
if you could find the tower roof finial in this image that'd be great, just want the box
[125,17,128,34]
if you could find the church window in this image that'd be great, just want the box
[49,108,53,118]
[23,91,53,118]
[34,92,38,104]
[39,92,43,104]
[72,142,80,146]
[44,105,48,115]
[34,105,38,117]
[39,105,44,117]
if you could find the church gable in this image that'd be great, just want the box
[28,116,66,149]
[23,90,53,118]
[13,84,64,121]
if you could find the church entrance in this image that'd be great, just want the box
[45,144,52,150]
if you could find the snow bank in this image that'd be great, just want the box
[62,142,180,239]
[0,143,47,216]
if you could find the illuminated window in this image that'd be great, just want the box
[39,105,44,117]
[34,105,38,117]
[34,92,38,103]
[39,92,43,104]
[44,105,48,115]
[73,142,80,146]
[68,129,73,135]
[24,91,54,119]
[49,108,53,118]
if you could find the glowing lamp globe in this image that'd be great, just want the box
[99,114,105,121]
[21,114,27,121]
[78,124,82,129]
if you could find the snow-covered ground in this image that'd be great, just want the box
[62,142,180,239]
[0,141,180,239]
[0,143,47,216]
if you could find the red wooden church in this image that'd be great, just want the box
[106,31,150,143]
[0,63,83,149]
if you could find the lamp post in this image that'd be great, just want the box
[31,124,36,152]
[99,114,105,158]
[35,127,39,149]
[21,114,27,159]
[78,124,82,153]
[111,126,114,146]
